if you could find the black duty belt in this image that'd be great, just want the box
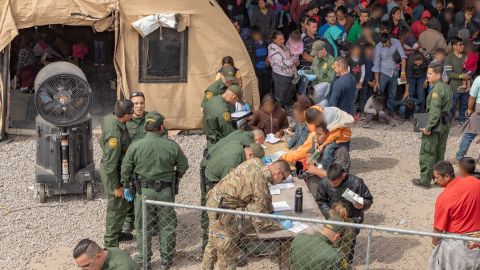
[141,181,171,190]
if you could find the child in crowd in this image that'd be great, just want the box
[430,48,448,83]
[362,93,394,127]
[347,43,365,116]
[248,27,271,99]
[460,42,479,91]
[287,96,314,149]
[71,41,88,66]
[286,30,304,84]
[458,157,477,177]
[361,43,375,112]
[406,51,428,109]
[305,2,320,23]
[249,94,289,137]
[215,56,243,87]
[394,97,420,121]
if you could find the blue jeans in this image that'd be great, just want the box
[399,104,420,119]
[320,142,350,169]
[297,75,309,96]
[451,92,469,123]
[409,77,426,111]
[360,85,373,113]
[379,73,399,112]
[94,40,106,64]
[456,133,477,160]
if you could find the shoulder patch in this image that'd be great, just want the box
[432,92,439,98]
[223,112,231,122]
[108,137,118,149]
[323,63,328,70]
[205,91,213,100]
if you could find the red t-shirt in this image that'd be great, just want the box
[434,176,480,234]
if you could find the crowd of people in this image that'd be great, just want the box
[71,0,480,269]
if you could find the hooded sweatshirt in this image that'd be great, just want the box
[411,10,431,39]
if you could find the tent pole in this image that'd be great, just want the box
[0,44,10,140]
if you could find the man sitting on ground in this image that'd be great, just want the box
[429,160,480,269]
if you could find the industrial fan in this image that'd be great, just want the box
[34,62,95,203]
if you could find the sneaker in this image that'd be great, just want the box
[411,179,431,189]
[19,87,29,93]
[100,63,105,66]
[94,62,99,66]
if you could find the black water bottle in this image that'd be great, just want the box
[294,188,303,213]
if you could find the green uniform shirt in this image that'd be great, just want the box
[201,130,254,168]
[103,247,141,270]
[126,112,147,142]
[426,80,453,132]
[121,132,189,185]
[205,142,246,183]
[308,54,335,85]
[202,95,236,147]
[444,52,467,93]
[291,233,344,270]
[100,114,131,192]
[201,79,227,108]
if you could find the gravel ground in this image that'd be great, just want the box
[0,122,478,270]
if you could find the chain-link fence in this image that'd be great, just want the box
[138,198,480,270]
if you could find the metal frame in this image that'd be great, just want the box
[0,45,10,140]
[143,200,480,269]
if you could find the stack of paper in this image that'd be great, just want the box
[266,151,287,162]
[272,201,292,212]
[288,222,309,233]
[273,183,295,190]
[231,111,251,119]
[265,133,282,144]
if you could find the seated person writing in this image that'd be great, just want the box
[286,96,314,149]
[249,94,289,138]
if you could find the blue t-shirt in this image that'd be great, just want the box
[330,73,357,115]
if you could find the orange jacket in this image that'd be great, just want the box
[281,122,316,165]
[309,105,352,146]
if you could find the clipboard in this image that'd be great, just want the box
[413,113,428,132]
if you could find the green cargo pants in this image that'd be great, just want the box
[419,127,450,186]
[101,169,128,248]
[125,201,135,225]
[135,186,177,264]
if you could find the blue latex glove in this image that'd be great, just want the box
[306,74,316,81]
[243,103,251,111]
[124,188,134,202]
[280,220,293,230]
[297,69,305,76]
[261,157,273,164]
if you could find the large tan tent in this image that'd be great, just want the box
[0,0,260,138]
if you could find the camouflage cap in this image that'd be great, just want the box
[145,111,165,129]
[227,84,243,99]
[310,40,328,56]
[220,66,236,82]
[324,216,346,234]
[248,143,265,158]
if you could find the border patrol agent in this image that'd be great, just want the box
[121,112,189,270]
[200,143,265,249]
[201,159,293,270]
[201,66,237,108]
[202,84,243,148]
[124,91,148,234]
[413,63,452,188]
[100,99,134,248]
[290,216,347,270]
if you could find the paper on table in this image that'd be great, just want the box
[269,186,281,195]
[231,111,251,118]
[273,201,292,212]
[266,151,287,162]
[265,133,282,144]
[288,222,309,233]
[342,188,364,205]
[273,183,295,190]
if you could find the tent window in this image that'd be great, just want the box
[139,27,188,83]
